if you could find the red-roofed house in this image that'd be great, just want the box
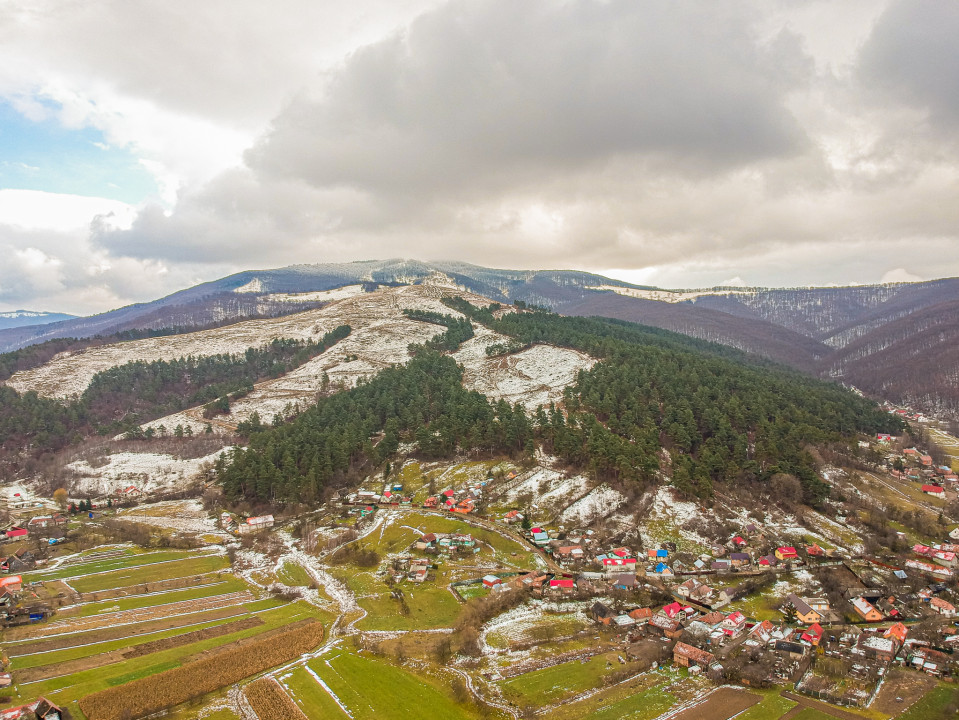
[662,601,685,619]
[672,642,715,669]
[800,623,824,646]
[775,546,798,561]
[931,597,957,617]
[922,485,944,496]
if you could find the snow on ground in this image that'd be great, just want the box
[560,484,626,524]
[455,335,595,410]
[117,499,229,536]
[262,285,367,303]
[66,448,230,495]
[586,285,753,303]
[502,468,588,508]
[5,284,476,400]
[638,486,710,550]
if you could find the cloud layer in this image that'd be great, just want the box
[3,0,959,311]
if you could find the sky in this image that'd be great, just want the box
[1,0,958,315]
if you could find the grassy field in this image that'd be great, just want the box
[21,548,203,583]
[734,691,798,720]
[897,684,959,720]
[68,553,229,593]
[277,561,314,587]
[497,652,630,707]
[283,647,482,720]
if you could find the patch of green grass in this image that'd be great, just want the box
[106,660,180,686]
[277,561,314,587]
[735,691,797,720]
[67,576,244,617]
[790,710,844,720]
[498,652,624,706]
[22,550,193,583]
[301,649,479,720]
[68,554,229,593]
[898,684,959,720]
[283,666,351,718]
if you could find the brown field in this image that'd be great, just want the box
[72,574,221,604]
[78,620,325,720]
[871,668,939,716]
[665,687,761,720]
[244,677,309,720]
[9,604,250,653]
[17,617,266,683]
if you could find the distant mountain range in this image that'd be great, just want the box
[1,259,957,416]
[0,310,76,331]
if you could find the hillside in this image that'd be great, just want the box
[3,260,955,419]
[0,310,75,330]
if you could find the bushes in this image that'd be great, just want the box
[243,677,308,720]
[79,620,324,720]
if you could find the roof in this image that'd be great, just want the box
[922,485,944,493]
[662,601,683,618]
[629,607,652,620]
[931,597,956,612]
[852,597,878,616]
[673,641,714,666]
[777,546,797,555]
[787,594,815,616]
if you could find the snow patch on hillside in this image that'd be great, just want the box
[233,278,263,293]
[560,484,626,524]
[263,286,366,303]
[456,340,595,410]
[66,449,230,495]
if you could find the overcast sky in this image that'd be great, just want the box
[1,0,957,314]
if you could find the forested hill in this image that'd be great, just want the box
[217,305,901,506]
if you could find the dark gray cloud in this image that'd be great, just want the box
[247,0,809,196]
[859,1,959,131]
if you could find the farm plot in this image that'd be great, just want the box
[281,647,478,720]
[13,589,256,639]
[8,600,324,711]
[78,618,325,720]
[663,687,761,720]
[496,652,632,707]
[22,548,209,584]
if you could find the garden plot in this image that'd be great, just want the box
[66,450,229,496]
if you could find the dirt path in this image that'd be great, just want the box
[780,691,867,720]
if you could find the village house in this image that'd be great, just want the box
[530,527,550,546]
[673,641,715,669]
[800,623,824,646]
[237,514,274,534]
[482,575,502,589]
[613,573,636,591]
[750,620,774,644]
[0,549,35,573]
[555,545,585,564]
[921,484,944,497]
[628,607,652,624]
[414,533,437,551]
[729,552,751,567]
[647,614,683,640]
[906,559,954,579]
[4,527,27,540]
[930,597,956,617]
[851,596,884,622]
[25,515,67,530]
[591,601,616,625]
[786,594,823,624]
[603,557,638,576]
[548,577,576,595]
[860,634,897,662]
[775,546,798,561]
[758,555,777,568]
